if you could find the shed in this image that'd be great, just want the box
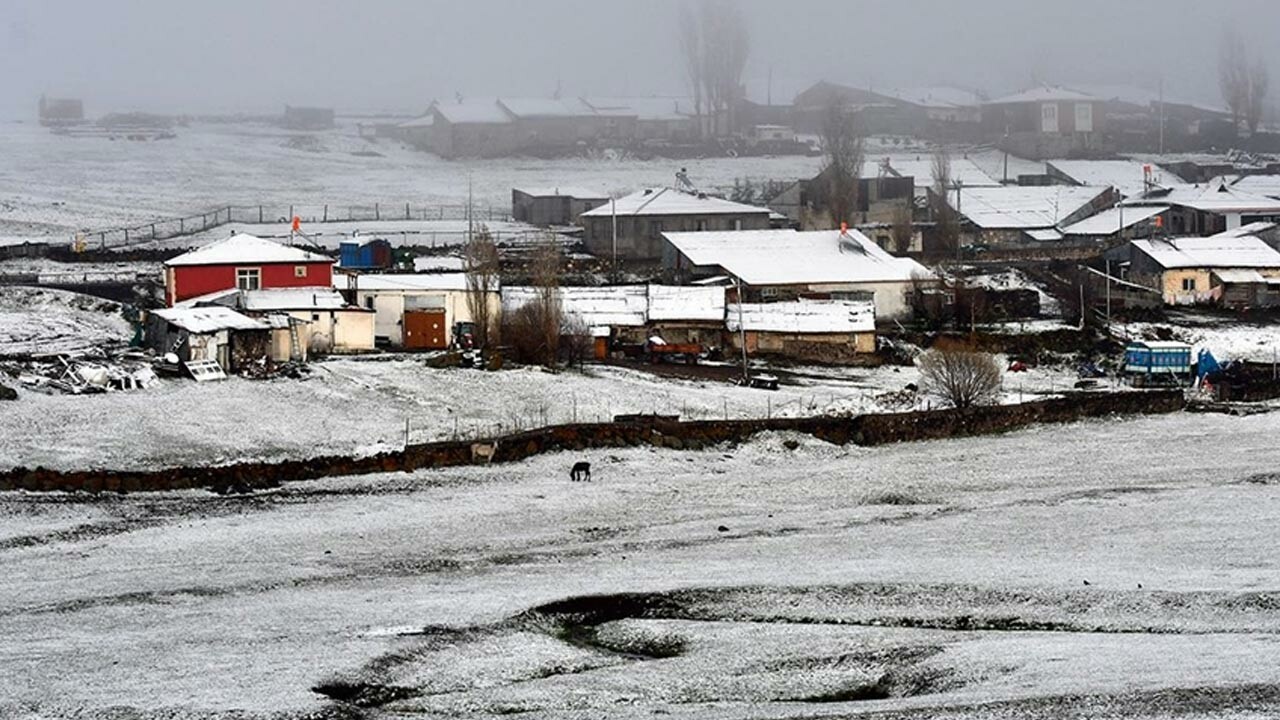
[726,299,877,360]
[146,306,270,373]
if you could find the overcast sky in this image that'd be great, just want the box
[3,0,1277,119]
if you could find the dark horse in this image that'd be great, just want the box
[570,461,591,482]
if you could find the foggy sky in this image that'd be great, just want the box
[3,0,1278,119]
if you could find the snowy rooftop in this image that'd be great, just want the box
[985,86,1101,105]
[502,285,649,328]
[432,100,512,124]
[1131,235,1280,270]
[152,306,267,334]
[1123,178,1280,213]
[240,287,351,311]
[663,228,929,286]
[513,186,611,199]
[646,285,725,322]
[580,187,771,218]
[396,114,433,128]
[1231,175,1280,199]
[1061,205,1169,236]
[1048,159,1184,198]
[951,186,1109,229]
[1212,221,1278,238]
[882,86,983,109]
[873,154,998,189]
[165,234,333,267]
[499,97,596,119]
[727,299,875,334]
[338,272,473,292]
[582,96,694,120]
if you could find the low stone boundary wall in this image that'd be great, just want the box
[0,391,1184,494]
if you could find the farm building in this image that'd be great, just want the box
[146,306,270,374]
[645,285,727,348]
[940,185,1115,248]
[580,187,773,260]
[662,228,930,321]
[1122,178,1280,235]
[185,286,374,354]
[339,272,500,349]
[512,187,610,226]
[767,170,915,230]
[163,234,334,306]
[1121,233,1280,307]
[726,299,877,360]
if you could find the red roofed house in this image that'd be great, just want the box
[164,234,334,306]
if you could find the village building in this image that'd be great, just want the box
[163,233,335,306]
[726,299,877,360]
[645,284,727,348]
[188,286,375,354]
[1122,178,1280,235]
[981,86,1107,159]
[338,272,500,350]
[790,81,923,135]
[1060,204,1170,244]
[38,95,85,127]
[512,187,610,226]
[941,185,1116,248]
[394,113,433,150]
[662,228,929,321]
[1046,159,1184,199]
[1120,232,1280,307]
[580,187,773,260]
[146,306,271,374]
[582,96,697,142]
[767,170,915,230]
[881,87,984,125]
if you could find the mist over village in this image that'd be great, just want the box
[4,1,1280,718]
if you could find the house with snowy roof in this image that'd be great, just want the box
[163,233,334,306]
[335,272,499,350]
[1121,231,1280,307]
[1122,177,1280,236]
[938,185,1116,248]
[512,186,610,226]
[661,227,930,321]
[580,187,773,260]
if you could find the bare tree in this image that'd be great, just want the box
[1248,57,1270,134]
[819,101,864,228]
[677,0,749,138]
[463,225,500,351]
[931,148,961,256]
[532,234,562,365]
[890,204,914,255]
[1220,29,1270,134]
[918,348,1002,409]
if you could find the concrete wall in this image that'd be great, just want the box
[277,309,375,353]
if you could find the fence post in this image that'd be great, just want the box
[150,223,156,239]
[179,218,184,233]
[375,202,380,221]
[405,202,410,220]
[289,205,293,222]
[124,228,129,244]
[323,204,328,222]
[259,205,263,223]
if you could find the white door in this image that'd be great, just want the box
[1041,103,1059,133]
[1074,103,1093,133]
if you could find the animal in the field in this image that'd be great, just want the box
[570,461,591,482]
[470,441,498,464]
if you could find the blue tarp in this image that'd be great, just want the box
[1197,349,1221,380]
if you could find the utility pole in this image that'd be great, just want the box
[466,174,474,245]
[734,275,749,384]
[1105,258,1112,326]
[610,196,618,283]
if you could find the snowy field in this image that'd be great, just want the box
[3,411,1280,718]
[0,120,824,246]
[0,286,132,356]
[0,356,1087,471]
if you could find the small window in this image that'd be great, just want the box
[312,313,321,322]
[236,268,261,291]
[294,265,308,278]
[760,287,780,298]
[364,296,374,310]
[733,218,743,231]
[651,220,664,237]
[1182,277,1196,291]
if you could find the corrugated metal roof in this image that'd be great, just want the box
[646,285,725,322]
[1131,235,1280,270]
[580,188,770,218]
[153,306,267,334]
[952,186,1109,229]
[1061,205,1168,236]
[727,300,875,333]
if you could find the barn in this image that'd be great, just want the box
[164,234,335,306]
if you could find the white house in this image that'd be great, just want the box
[338,272,501,349]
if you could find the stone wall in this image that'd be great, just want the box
[0,391,1185,494]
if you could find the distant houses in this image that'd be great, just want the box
[1122,178,1280,235]
[940,185,1116,249]
[980,86,1107,159]
[579,187,774,260]
[38,95,84,127]
[1118,231,1280,307]
[512,187,610,226]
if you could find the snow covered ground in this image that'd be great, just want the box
[0,356,1091,471]
[0,286,133,356]
[3,411,1280,718]
[1122,311,1280,363]
[0,120,823,246]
